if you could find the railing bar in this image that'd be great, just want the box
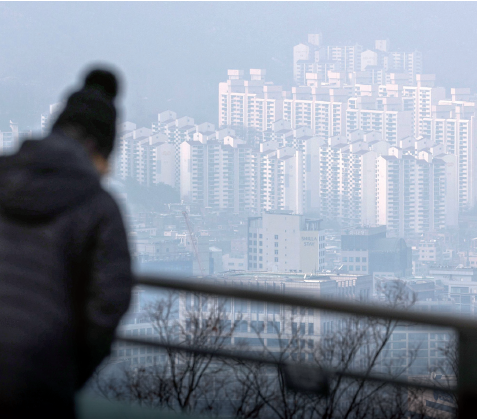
[116,335,456,394]
[136,275,477,331]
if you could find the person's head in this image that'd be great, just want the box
[52,67,120,175]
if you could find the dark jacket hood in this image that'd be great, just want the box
[0,130,101,220]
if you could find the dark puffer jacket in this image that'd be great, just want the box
[0,130,132,415]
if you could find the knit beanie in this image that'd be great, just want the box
[52,68,119,158]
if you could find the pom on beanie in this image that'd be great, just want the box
[52,67,120,158]
[84,69,118,99]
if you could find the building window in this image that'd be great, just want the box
[308,323,314,335]
[274,257,278,262]
[349,257,354,262]
[259,263,263,268]
[362,257,367,262]
[259,241,262,246]
[251,302,265,313]
[356,257,360,262]
[267,321,280,334]
[349,266,354,271]
[275,250,278,255]
[251,321,264,332]
[274,235,278,240]
[259,256,262,261]
[275,242,278,247]
[362,265,367,271]
[259,249,262,254]
[356,266,360,271]
[342,257,347,262]
[254,233,257,238]
[259,234,263,238]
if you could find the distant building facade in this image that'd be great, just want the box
[341,226,412,277]
[247,212,325,273]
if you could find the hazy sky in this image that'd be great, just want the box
[1,2,477,131]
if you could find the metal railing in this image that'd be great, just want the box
[114,274,477,419]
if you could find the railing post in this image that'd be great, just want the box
[458,329,477,419]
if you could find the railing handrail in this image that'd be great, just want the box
[136,275,477,332]
[131,274,477,418]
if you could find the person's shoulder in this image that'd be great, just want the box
[88,187,124,220]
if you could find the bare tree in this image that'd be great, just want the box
[96,290,237,416]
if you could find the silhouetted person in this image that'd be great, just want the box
[0,68,132,417]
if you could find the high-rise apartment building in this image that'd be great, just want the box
[295,35,422,87]
[116,125,153,179]
[387,51,423,85]
[115,123,177,188]
[135,135,176,188]
[293,33,324,86]
[282,87,349,137]
[218,69,284,131]
[293,34,362,85]
[376,148,458,237]
[0,121,23,155]
[152,111,199,186]
[346,106,413,146]
[40,102,63,136]
[247,212,325,272]
[180,132,256,213]
[325,44,363,73]
[401,75,446,137]
[421,93,477,210]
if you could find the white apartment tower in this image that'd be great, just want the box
[152,111,198,186]
[401,75,446,137]
[282,87,349,138]
[376,150,458,237]
[218,69,284,131]
[180,133,256,213]
[293,33,323,85]
[318,133,380,227]
[421,94,477,210]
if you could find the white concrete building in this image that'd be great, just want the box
[116,126,153,181]
[421,96,477,210]
[401,75,446,137]
[346,106,413,146]
[376,149,458,238]
[0,121,21,155]
[180,134,257,213]
[317,133,381,227]
[247,212,325,273]
[218,69,284,131]
[135,134,175,188]
[40,102,63,136]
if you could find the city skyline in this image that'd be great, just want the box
[1,2,477,130]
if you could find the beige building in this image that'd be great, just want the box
[247,212,325,273]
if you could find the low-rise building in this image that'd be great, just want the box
[247,212,325,273]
